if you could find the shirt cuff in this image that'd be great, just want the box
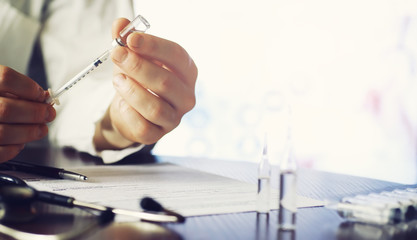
[99,144,146,164]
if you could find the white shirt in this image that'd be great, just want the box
[0,0,146,163]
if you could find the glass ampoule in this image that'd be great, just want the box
[257,135,271,213]
[278,108,297,231]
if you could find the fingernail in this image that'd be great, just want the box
[45,108,50,121]
[112,47,128,63]
[38,125,47,138]
[113,74,126,88]
[45,107,55,122]
[129,33,144,49]
[38,127,43,138]
[118,98,130,113]
[38,87,46,102]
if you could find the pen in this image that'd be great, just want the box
[0,161,87,181]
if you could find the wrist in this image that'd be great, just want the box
[93,108,136,151]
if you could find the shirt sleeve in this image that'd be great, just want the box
[0,0,40,74]
[41,0,150,163]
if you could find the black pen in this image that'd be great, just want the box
[0,160,87,181]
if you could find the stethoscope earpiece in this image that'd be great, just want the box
[140,197,164,212]
[140,197,186,223]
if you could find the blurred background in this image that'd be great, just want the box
[139,0,417,184]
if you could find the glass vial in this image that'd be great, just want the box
[257,135,271,213]
[278,111,297,230]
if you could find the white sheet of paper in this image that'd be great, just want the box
[18,163,323,218]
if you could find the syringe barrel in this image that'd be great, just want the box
[46,49,111,105]
[45,15,150,105]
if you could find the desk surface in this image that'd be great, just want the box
[2,147,416,240]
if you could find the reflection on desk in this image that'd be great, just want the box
[0,203,182,240]
[1,146,416,240]
[0,203,101,240]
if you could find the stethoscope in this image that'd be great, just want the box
[0,173,185,224]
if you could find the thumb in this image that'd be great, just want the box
[112,18,131,42]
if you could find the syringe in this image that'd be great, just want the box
[329,202,403,225]
[46,15,150,105]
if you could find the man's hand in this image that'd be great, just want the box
[0,66,56,162]
[94,18,197,150]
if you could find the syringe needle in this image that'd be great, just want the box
[45,15,150,105]
[46,49,112,105]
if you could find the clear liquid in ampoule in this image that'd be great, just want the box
[257,176,271,213]
[278,169,297,230]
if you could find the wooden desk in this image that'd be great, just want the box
[2,147,416,240]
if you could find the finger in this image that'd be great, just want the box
[0,66,47,102]
[0,97,56,124]
[0,124,48,145]
[110,95,165,144]
[127,33,198,86]
[111,48,195,114]
[112,18,131,39]
[112,74,180,131]
[111,18,197,86]
[0,145,24,163]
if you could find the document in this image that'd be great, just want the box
[19,163,323,218]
